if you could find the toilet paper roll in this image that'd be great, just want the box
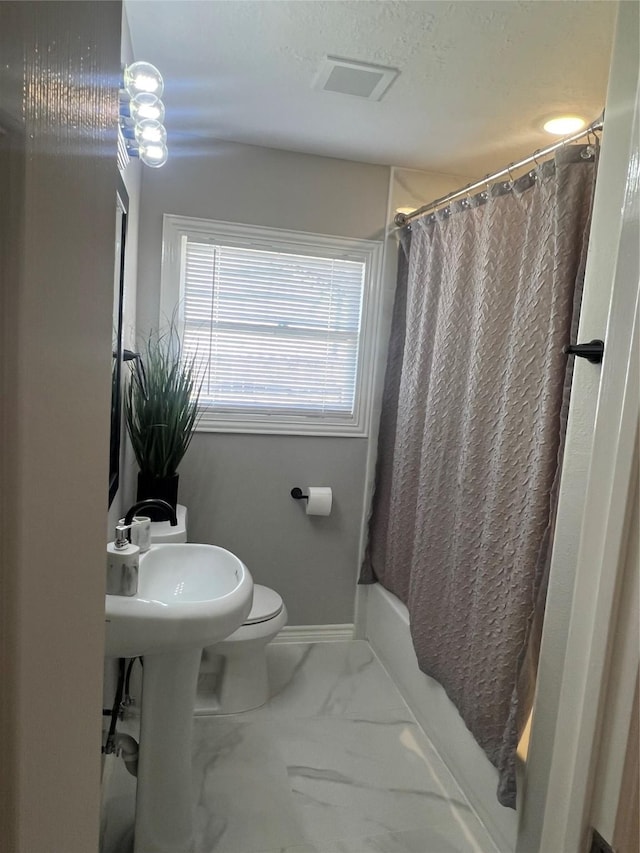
[305,487,332,516]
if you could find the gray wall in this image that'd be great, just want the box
[137,141,390,624]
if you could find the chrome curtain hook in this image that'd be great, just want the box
[505,164,516,190]
[460,183,473,208]
[529,149,543,180]
[582,128,599,159]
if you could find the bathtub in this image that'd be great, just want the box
[359,583,518,853]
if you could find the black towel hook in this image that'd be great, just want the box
[563,339,604,364]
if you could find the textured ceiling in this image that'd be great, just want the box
[125,0,616,175]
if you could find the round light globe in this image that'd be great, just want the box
[134,119,167,147]
[130,93,165,125]
[124,61,164,98]
[139,142,168,168]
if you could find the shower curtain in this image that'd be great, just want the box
[361,146,597,807]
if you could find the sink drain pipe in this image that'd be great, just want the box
[115,732,139,777]
[102,657,140,776]
[103,658,125,755]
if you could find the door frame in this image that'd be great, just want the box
[518,3,640,849]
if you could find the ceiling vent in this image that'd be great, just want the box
[313,56,399,102]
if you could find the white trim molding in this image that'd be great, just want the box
[160,214,384,437]
[521,9,640,849]
[271,624,355,645]
[539,183,639,853]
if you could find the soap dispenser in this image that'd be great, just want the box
[106,524,140,596]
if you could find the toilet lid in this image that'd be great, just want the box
[244,585,284,625]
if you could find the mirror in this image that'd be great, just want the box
[109,174,129,507]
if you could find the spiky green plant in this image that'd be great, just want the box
[124,326,202,479]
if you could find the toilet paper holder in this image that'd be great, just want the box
[291,486,333,517]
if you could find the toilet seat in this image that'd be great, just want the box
[244,584,284,625]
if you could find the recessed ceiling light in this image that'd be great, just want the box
[543,115,587,136]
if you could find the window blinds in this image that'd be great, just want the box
[181,239,366,419]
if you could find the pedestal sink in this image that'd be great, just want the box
[105,543,253,853]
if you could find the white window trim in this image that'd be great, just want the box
[161,214,384,437]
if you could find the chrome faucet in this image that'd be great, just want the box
[123,499,178,529]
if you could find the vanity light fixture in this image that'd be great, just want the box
[119,61,168,168]
[543,115,586,136]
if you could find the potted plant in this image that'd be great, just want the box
[124,325,202,520]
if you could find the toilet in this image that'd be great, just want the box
[148,506,287,715]
[196,585,288,715]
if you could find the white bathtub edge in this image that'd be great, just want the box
[364,583,518,853]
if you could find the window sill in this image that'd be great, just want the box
[194,414,369,438]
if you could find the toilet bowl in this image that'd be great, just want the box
[195,584,288,715]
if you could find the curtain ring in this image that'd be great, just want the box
[504,164,516,190]
[479,174,491,200]
[586,127,600,153]
[579,128,598,160]
[529,149,544,180]
[461,185,473,208]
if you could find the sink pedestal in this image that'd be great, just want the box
[134,649,202,853]
[104,543,254,850]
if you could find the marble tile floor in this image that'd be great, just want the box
[101,641,498,853]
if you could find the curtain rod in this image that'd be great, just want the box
[394,117,603,227]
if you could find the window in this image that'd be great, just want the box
[161,215,383,435]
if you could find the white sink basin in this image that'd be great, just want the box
[105,543,253,658]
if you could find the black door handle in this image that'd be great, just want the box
[563,339,604,364]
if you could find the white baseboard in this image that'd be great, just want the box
[271,624,355,644]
